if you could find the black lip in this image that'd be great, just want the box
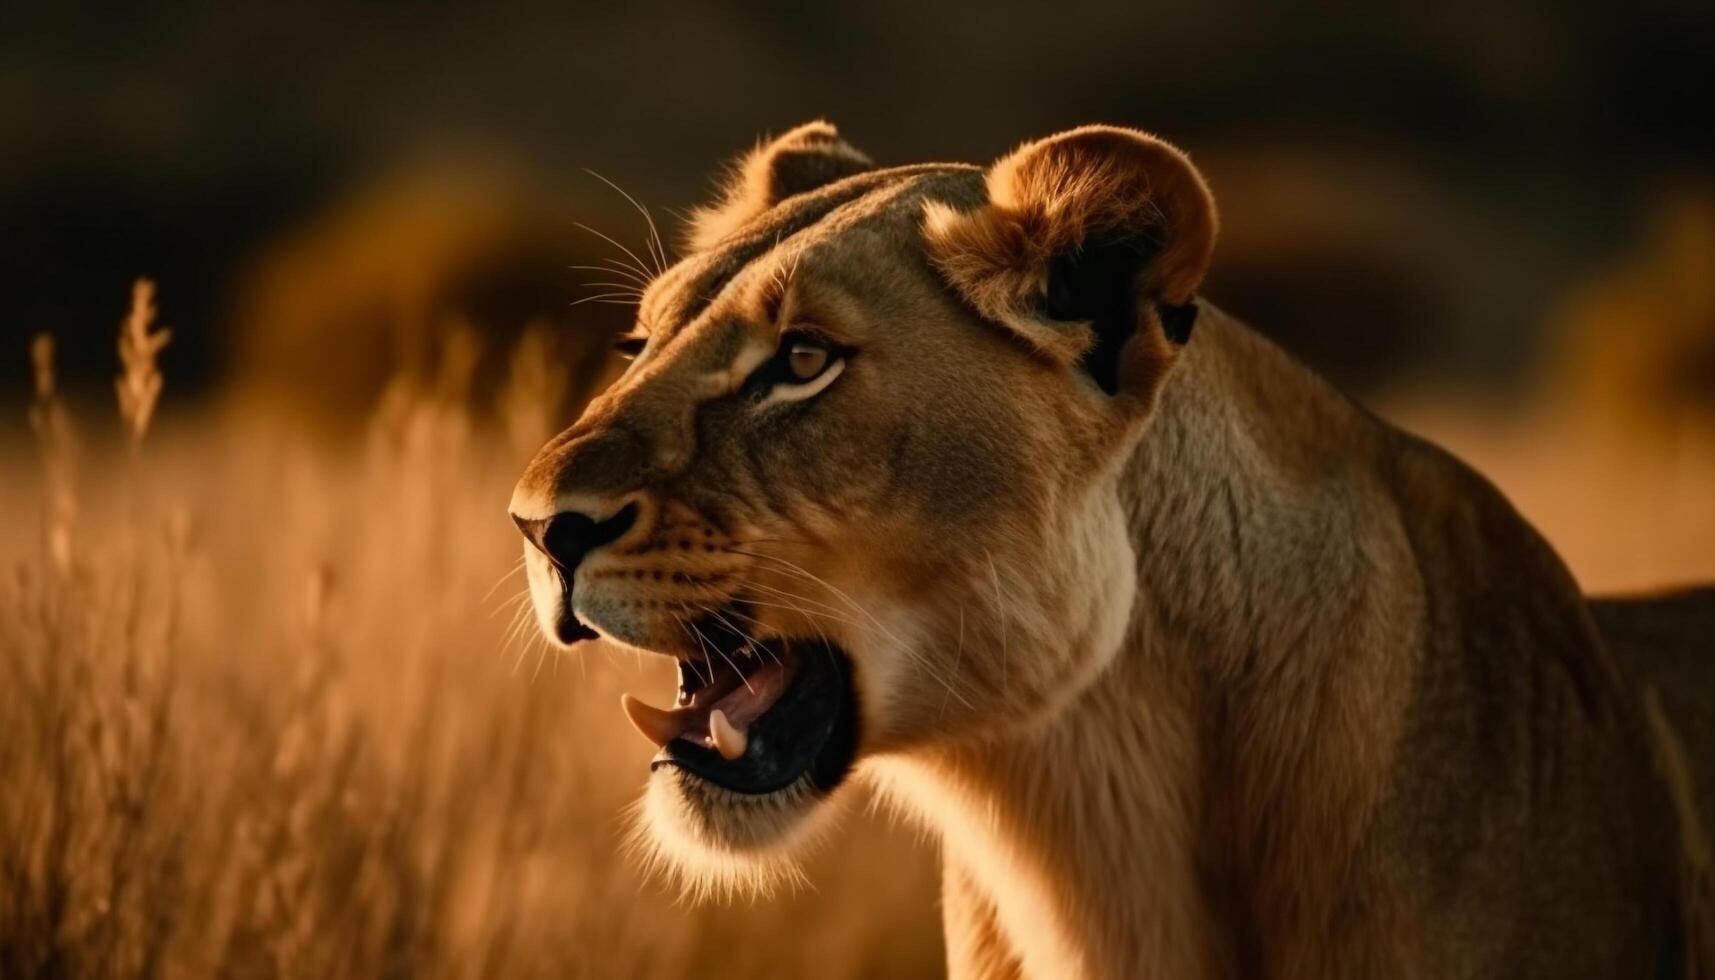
[552,568,598,643]
[652,641,859,796]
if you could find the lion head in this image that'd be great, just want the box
[509,121,1217,887]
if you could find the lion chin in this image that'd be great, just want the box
[604,634,864,897]
[630,764,834,899]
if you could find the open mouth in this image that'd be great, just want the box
[620,637,859,796]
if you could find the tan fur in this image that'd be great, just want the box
[684,120,875,253]
[513,124,1714,978]
[923,127,1215,348]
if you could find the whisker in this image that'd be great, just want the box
[575,222,656,284]
[511,617,539,675]
[499,607,528,657]
[741,581,859,625]
[987,551,1009,696]
[705,603,786,666]
[499,589,537,650]
[570,292,643,309]
[487,586,532,621]
[940,603,966,719]
[498,599,537,656]
[730,549,974,709]
[692,604,763,690]
[584,168,670,276]
[683,617,721,688]
[576,280,646,295]
[480,557,526,605]
[736,588,835,658]
[603,257,654,283]
[671,612,714,686]
[531,631,552,684]
[569,263,651,288]
[730,550,905,646]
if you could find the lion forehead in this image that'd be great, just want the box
[639,166,986,340]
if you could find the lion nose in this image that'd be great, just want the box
[512,502,639,574]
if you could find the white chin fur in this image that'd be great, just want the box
[626,767,838,900]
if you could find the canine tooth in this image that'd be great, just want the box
[620,693,681,749]
[709,709,747,761]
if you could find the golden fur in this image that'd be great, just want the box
[684,119,874,254]
[512,123,1714,978]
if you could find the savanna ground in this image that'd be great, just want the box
[3,227,1712,977]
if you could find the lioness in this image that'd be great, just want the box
[510,122,1715,978]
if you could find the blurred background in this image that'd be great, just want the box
[8,1,1715,407]
[3,3,1713,977]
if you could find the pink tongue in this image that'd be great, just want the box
[710,658,788,730]
[618,657,793,750]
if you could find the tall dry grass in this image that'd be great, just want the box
[4,267,1710,979]
[0,281,943,979]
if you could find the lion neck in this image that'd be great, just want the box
[871,306,1422,978]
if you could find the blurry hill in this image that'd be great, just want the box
[1548,190,1715,440]
[225,160,632,433]
[4,0,1713,414]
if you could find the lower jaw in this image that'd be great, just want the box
[639,763,837,869]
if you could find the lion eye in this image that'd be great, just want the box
[787,341,830,381]
[743,332,849,407]
[613,333,649,361]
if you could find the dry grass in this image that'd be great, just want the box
[3,274,1710,980]
[0,283,943,979]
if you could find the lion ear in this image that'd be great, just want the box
[684,121,875,253]
[924,126,1217,397]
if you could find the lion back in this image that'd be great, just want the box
[1592,586,1715,968]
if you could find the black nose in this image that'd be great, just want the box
[512,502,638,573]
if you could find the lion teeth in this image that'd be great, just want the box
[620,693,681,749]
[709,709,747,760]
